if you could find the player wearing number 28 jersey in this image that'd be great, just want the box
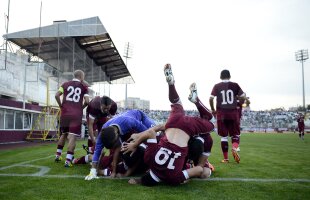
[209,69,246,163]
[54,70,89,167]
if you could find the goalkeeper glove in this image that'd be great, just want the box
[85,168,99,180]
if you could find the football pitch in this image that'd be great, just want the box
[0,132,309,200]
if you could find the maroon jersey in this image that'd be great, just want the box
[211,81,244,110]
[211,81,245,120]
[60,79,88,117]
[297,115,305,131]
[144,103,214,185]
[165,104,214,136]
[144,136,188,185]
[86,96,117,120]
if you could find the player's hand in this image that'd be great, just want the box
[200,167,212,179]
[85,168,99,180]
[127,133,139,142]
[121,142,137,156]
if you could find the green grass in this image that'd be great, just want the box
[1,133,310,200]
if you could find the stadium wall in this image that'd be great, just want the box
[0,98,57,143]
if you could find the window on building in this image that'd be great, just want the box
[15,111,23,129]
[32,113,40,129]
[5,110,14,129]
[23,113,32,129]
[0,109,4,129]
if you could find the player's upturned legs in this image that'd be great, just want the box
[164,63,174,85]
[188,83,198,103]
[189,83,213,120]
[164,64,180,104]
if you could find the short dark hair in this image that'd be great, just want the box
[122,145,145,168]
[141,171,159,187]
[101,126,119,149]
[220,69,231,80]
[100,96,112,106]
[188,136,204,165]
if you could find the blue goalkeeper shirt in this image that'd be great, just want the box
[92,109,155,163]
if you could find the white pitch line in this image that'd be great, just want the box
[0,173,309,183]
[0,148,82,170]
[0,148,310,183]
[0,155,55,170]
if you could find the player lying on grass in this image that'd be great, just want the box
[121,63,214,186]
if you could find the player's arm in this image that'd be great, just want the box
[85,133,104,180]
[209,96,216,114]
[122,124,165,154]
[83,95,90,109]
[55,87,63,108]
[110,146,121,178]
[87,115,96,145]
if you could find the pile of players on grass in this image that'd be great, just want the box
[54,64,248,186]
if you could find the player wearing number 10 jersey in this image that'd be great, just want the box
[209,69,246,164]
[54,70,89,167]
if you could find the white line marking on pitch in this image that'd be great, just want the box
[0,148,309,183]
[0,173,309,183]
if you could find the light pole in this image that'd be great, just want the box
[295,49,309,111]
[123,42,133,109]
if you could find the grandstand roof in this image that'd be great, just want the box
[3,16,134,85]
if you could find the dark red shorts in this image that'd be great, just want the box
[60,115,82,136]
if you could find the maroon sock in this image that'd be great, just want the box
[231,136,240,148]
[221,141,229,160]
[168,84,180,103]
[195,97,213,120]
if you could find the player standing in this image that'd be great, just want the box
[209,69,247,163]
[297,113,305,140]
[54,70,89,167]
[86,96,117,151]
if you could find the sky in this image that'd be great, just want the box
[0,0,309,111]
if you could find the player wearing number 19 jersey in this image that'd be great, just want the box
[122,64,214,186]
[209,69,246,163]
[54,70,89,167]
